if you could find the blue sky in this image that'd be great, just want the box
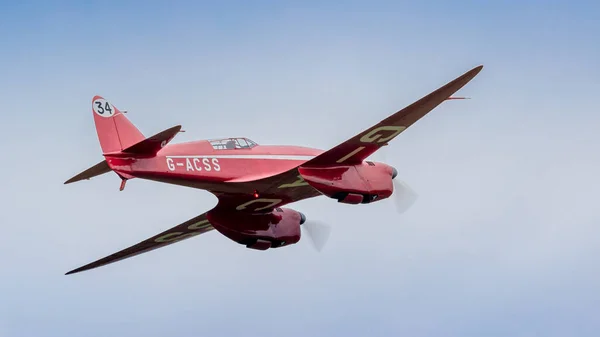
[1,0,600,336]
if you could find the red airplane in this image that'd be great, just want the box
[64,65,483,275]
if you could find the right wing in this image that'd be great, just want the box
[65,212,215,275]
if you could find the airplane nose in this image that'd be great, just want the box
[299,212,306,224]
[391,167,398,179]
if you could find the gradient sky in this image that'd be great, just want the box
[1,1,600,336]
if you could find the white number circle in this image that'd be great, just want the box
[93,98,115,117]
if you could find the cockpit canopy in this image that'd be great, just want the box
[209,137,258,150]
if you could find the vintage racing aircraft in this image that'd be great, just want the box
[64,65,483,275]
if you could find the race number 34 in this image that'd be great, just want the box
[93,98,115,117]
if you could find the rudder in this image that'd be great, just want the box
[92,95,145,154]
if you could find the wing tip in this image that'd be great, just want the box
[65,264,97,275]
[471,64,484,75]
[466,64,483,76]
[65,268,82,275]
[450,64,484,93]
[64,178,77,184]
[65,261,102,275]
[63,176,84,184]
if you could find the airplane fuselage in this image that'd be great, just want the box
[105,137,325,194]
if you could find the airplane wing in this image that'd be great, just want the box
[65,169,324,275]
[304,65,483,166]
[205,65,484,208]
[169,65,485,213]
[65,212,215,275]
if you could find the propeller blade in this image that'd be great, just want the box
[302,220,331,252]
[371,146,418,213]
[392,179,418,214]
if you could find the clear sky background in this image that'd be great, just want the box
[1,0,599,336]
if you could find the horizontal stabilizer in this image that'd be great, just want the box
[64,160,111,184]
[121,125,181,155]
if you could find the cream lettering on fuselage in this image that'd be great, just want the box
[166,156,221,172]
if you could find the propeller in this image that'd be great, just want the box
[299,212,331,252]
[295,156,417,252]
[378,146,419,214]
[391,169,418,214]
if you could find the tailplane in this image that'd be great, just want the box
[64,160,111,184]
[121,125,181,155]
[65,96,182,186]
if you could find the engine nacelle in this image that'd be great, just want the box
[207,207,303,250]
[298,161,394,204]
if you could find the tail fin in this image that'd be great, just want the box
[92,95,145,154]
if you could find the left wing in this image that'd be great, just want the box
[181,66,484,210]
[65,212,215,275]
[65,162,326,275]
[64,174,321,275]
[304,65,483,166]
